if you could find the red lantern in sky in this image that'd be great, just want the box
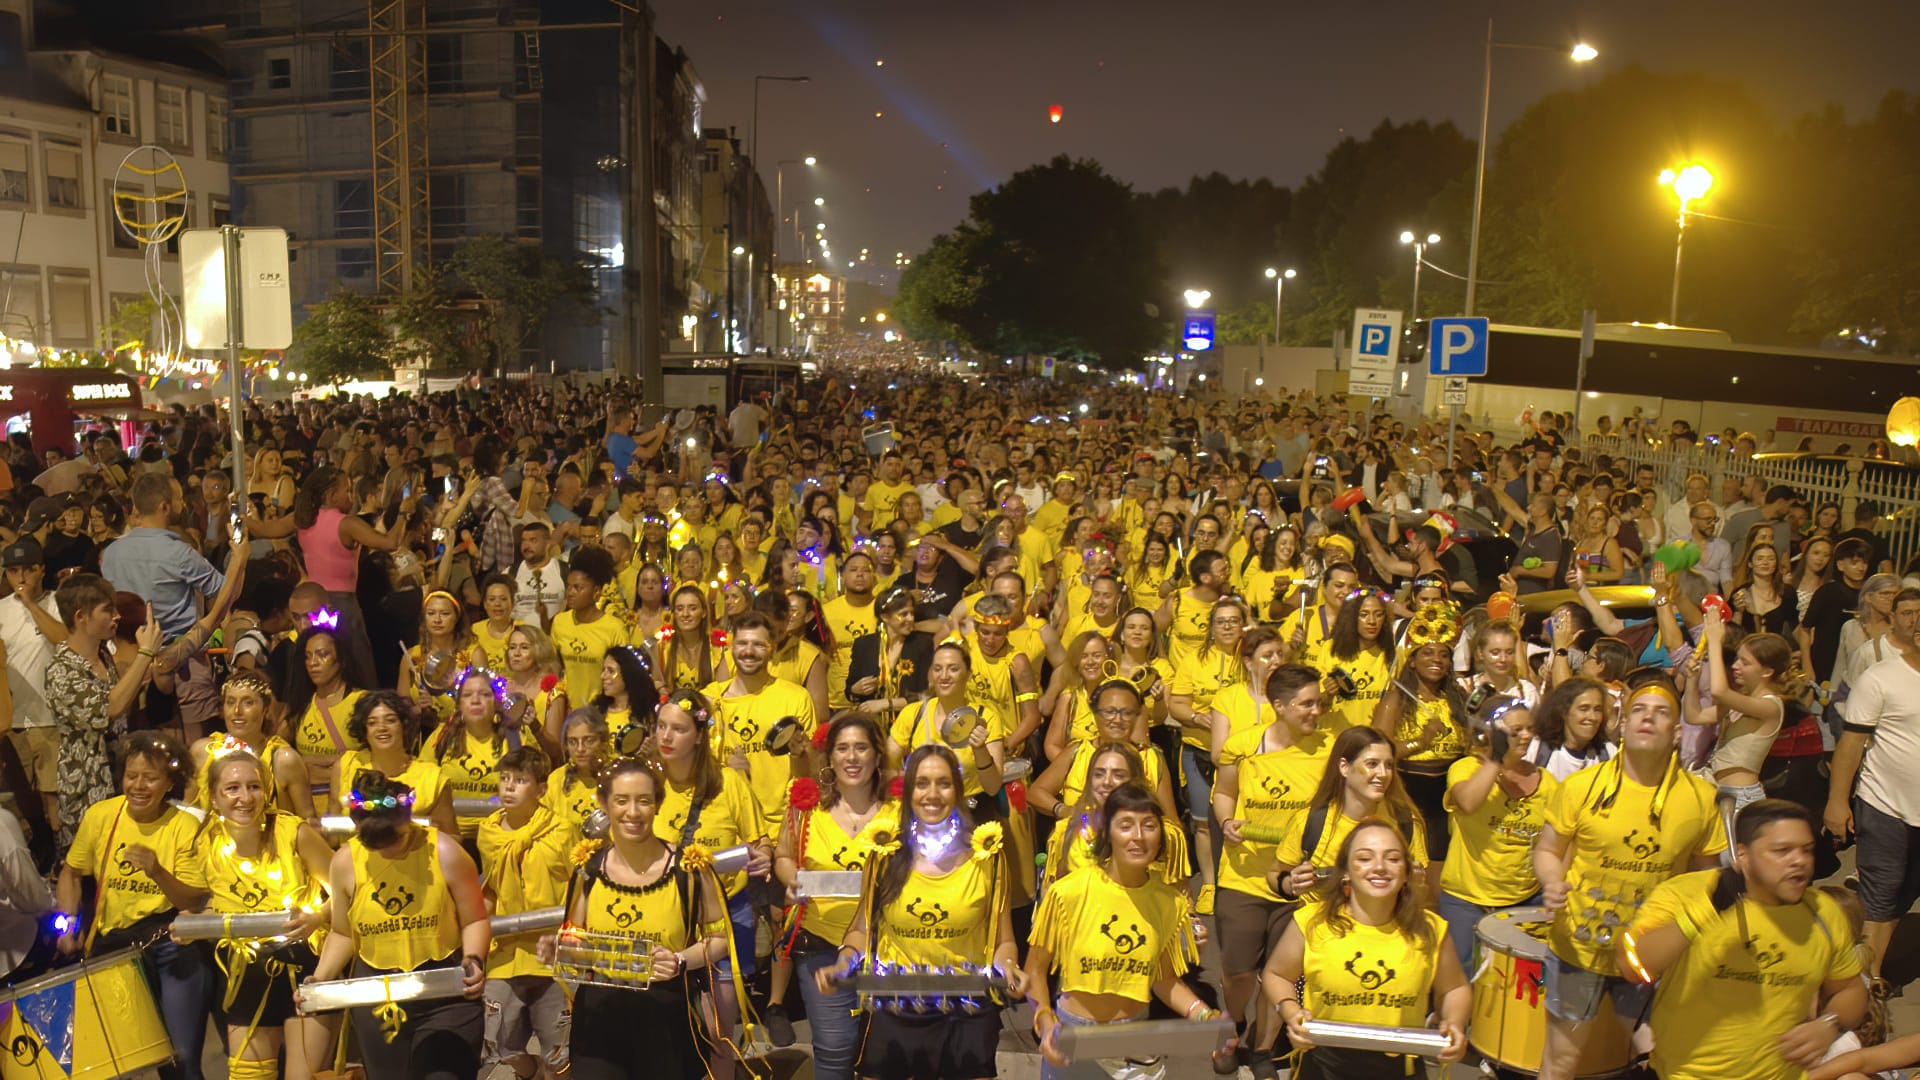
[1048,104,1063,124]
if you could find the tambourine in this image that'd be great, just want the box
[1326,668,1357,698]
[421,651,460,691]
[940,706,983,746]
[614,717,652,757]
[582,809,610,840]
[500,692,531,728]
[763,716,803,756]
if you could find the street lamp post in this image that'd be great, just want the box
[1659,163,1715,325]
[772,156,815,354]
[1399,231,1440,323]
[1263,267,1296,344]
[1464,23,1597,316]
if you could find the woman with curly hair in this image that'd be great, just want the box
[328,690,457,833]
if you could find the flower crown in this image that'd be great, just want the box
[346,788,416,812]
[1405,600,1463,650]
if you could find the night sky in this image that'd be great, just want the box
[654,0,1920,292]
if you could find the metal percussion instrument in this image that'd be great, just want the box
[451,797,500,818]
[700,844,753,876]
[1001,757,1033,782]
[295,965,469,1015]
[421,650,460,692]
[763,716,803,756]
[847,963,1007,1013]
[582,809,610,840]
[1054,1017,1235,1063]
[940,706,983,746]
[1301,1019,1453,1057]
[172,910,302,942]
[489,906,565,937]
[792,870,863,899]
[552,928,659,991]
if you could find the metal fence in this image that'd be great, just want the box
[1587,438,1920,574]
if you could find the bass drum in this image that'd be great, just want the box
[0,948,171,1080]
[1470,907,1630,1078]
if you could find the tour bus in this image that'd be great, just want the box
[662,354,803,411]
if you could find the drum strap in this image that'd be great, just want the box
[83,805,127,954]
[1298,803,1415,867]
[316,694,347,756]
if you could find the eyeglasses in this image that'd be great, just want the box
[1096,706,1138,719]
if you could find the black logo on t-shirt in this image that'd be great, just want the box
[1100,916,1147,955]
[729,714,758,745]
[372,880,417,916]
[232,878,271,909]
[831,845,865,871]
[605,896,645,930]
[1622,829,1663,861]
[1345,952,1397,990]
[1259,775,1294,801]
[906,897,949,926]
[114,844,137,877]
[1745,936,1785,969]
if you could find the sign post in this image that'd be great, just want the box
[181,226,292,499]
[1427,316,1489,469]
[1346,308,1402,400]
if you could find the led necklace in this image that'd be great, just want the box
[910,811,964,861]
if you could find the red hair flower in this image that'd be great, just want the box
[811,724,832,752]
[1007,779,1028,814]
[711,628,730,648]
[888,775,904,799]
[539,674,559,694]
[789,777,821,812]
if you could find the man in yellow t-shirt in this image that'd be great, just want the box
[820,552,879,710]
[864,452,915,532]
[1275,561,1358,669]
[1623,799,1865,1080]
[998,494,1059,599]
[1531,677,1728,1080]
[1027,472,1080,545]
[702,612,818,835]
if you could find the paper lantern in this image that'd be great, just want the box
[1887,396,1920,447]
[1048,104,1063,124]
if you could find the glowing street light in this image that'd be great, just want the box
[1570,43,1599,61]
[1399,231,1440,323]
[813,196,825,206]
[1183,289,1211,309]
[1262,267,1296,343]
[803,156,816,166]
[1659,162,1716,323]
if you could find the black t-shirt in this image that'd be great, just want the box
[1836,528,1891,572]
[899,559,974,621]
[1803,579,1862,683]
[42,529,95,590]
[941,519,986,552]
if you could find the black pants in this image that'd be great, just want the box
[1295,1046,1417,1080]
[347,958,483,1080]
[570,980,705,1080]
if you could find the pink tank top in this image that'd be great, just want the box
[299,508,359,592]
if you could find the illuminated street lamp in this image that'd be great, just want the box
[1465,25,1597,314]
[1399,231,1440,323]
[1262,267,1296,343]
[1659,162,1716,324]
[1183,289,1211,309]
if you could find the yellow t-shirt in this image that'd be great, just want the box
[769,638,824,694]
[1542,758,1729,973]
[1015,526,1058,591]
[1297,906,1448,1028]
[179,812,321,917]
[1059,612,1119,651]
[866,480,916,530]
[293,690,367,761]
[1440,757,1557,907]
[701,677,818,833]
[1396,695,1468,768]
[334,752,450,818]
[793,801,897,944]
[347,828,460,970]
[1057,741,1169,811]
[1218,728,1333,902]
[65,797,203,936]
[433,726,508,838]
[550,610,637,712]
[1163,590,1212,669]
[1277,603,1337,670]
[1171,649,1241,750]
[579,851,692,954]
[1212,683,1275,751]
[821,595,878,710]
[478,808,578,978]
[1055,686,1099,749]
[542,765,604,832]
[890,697,1011,797]
[1044,812,1190,886]
[1029,498,1073,545]
[1634,871,1860,1080]
[1274,804,1429,879]
[1029,865,1195,1001]
[870,845,1007,972]
[1324,647,1391,734]
[471,620,521,671]
[1128,561,1173,613]
[655,767,766,896]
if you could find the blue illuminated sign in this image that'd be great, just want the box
[1182,312,1216,352]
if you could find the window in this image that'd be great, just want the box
[426,37,462,93]
[334,179,372,238]
[156,86,189,148]
[162,196,188,255]
[49,273,92,347]
[100,75,136,138]
[429,174,466,235]
[330,41,368,99]
[44,145,80,210]
[0,269,42,344]
[0,140,26,207]
[336,247,372,280]
[209,195,231,228]
[206,98,229,158]
[266,56,291,91]
[108,184,142,252]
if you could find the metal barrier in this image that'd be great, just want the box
[1587,438,1920,573]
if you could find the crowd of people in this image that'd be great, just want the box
[2,364,1919,1080]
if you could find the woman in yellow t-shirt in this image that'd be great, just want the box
[1167,598,1250,892]
[549,547,636,711]
[1058,568,1123,652]
[330,690,458,834]
[190,671,313,822]
[1038,743,1191,891]
[591,645,663,757]
[1369,601,1469,891]
[1263,819,1471,1079]
[433,667,514,841]
[814,745,1031,1080]
[1208,626,1286,764]
[551,758,726,1080]
[1040,629,1111,761]
[54,734,210,1067]
[652,688,771,1078]
[1439,694,1555,966]
[1127,534,1179,613]
[470,576,519,671]
[773,713,895,1080]
[887,642,1009,799]
[287,627,368,790]
[659,583,732,694]
[1024,783,1218,1078]
[399,590,478,728]
[1267,726,1429,907]
[310,770,490,1079]
[500,624,569,760]
[1110,607,1174,724]
[764,588,830,723]
[541,708,610,831]
[1322,589,1393,735]
[1030,681,1178,823]
[180,748,338,1080]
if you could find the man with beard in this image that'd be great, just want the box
[1531,675,1728,1080]
[1620,800,1866,1080]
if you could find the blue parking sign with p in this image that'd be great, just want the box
[1357,322,1394,358]
[1428,317,1489,376]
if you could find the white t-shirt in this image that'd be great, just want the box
[727,402,767,448]
[1848,653,1920,824]
[512,557,568,627]
[0,593,60,729]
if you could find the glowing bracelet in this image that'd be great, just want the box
[1619,929,1653,984]
[1014,691,1040,704]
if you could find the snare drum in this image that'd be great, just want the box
[1470,908,1630,1078]
[0,949,172,1080]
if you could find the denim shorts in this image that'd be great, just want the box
[1543,950,1653,1024]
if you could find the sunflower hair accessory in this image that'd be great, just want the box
[970,821,1005,862]
[1404,600,1463,649]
